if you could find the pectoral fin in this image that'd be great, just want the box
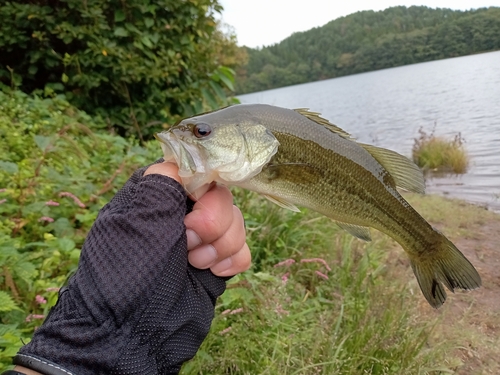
[335,222,372,241]
[262,194,301,212]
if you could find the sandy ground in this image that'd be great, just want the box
[404,195,500,374]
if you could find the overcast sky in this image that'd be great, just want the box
[218,1,500,48]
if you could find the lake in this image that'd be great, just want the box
[238,51,500,212]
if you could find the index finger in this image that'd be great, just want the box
[184,184,234,245]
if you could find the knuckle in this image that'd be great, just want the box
[200,210,220,233]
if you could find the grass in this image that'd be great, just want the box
[181,191,455,374]
[412,126,469,174]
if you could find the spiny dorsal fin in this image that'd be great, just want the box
[335,222,372,241]
[263,194,301,212]
[294,108,354,140]
[359,143,425,194]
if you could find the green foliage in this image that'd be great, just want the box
[0,90,158,371]
[237,6,500,94]
[0,0,238,139]
[412,127,469,173]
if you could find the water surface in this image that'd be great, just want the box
[239,51,500,212]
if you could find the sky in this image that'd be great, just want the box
[218,0,500,48]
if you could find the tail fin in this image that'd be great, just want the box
[410,234,481,308]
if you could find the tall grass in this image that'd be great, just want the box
[181,192,450,374]
[412,126,469,174]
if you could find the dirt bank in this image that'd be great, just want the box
[405,194,500,374]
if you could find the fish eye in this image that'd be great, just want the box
[193,123,212,138]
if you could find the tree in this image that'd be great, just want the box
[236,6,500,94]
[0,0,238,139]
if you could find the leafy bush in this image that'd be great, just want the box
[412,126,469,174]
[0,0,236,139]
[0,90,157,370]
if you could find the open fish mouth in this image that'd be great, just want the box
[155,129,207,178]
[155,129,219,192]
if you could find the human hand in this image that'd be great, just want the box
[145,161,251,277]
[15,160,248,374]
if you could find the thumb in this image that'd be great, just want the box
[144,161,213,201]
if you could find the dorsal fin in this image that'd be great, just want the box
[359,143,425,194]
[294,108,424,194]
[294,108,354,140]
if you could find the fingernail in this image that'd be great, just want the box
[189,244,218,268]
[186,229,202,250]
[211,256,233,275]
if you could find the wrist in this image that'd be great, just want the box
[3,366,44,375]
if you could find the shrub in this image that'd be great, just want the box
[0,89,156,370]
[0,0,236,139]
[412,126,469,173]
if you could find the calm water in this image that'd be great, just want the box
[239,51,500,212]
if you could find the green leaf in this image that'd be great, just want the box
[114,27,129,37]
[0,291,20,312]
[114,10,126,22]
[218,66,235,80]
[0,323,20,336]
[125,23,141,34]
[0,161,18,174]
[144,18,154,28]
[58,238,75,252]
[70,249,81,262]
[201,87,218,109]
[12,260,37,285]
[150,33,159,44]
[141,36,153,48]
[217,71,234,91]
[52,218,75,237]
[22,202,46,215]
[34,135,54,151]
[209,80,226,101]
[28,65,38,75]
[24,242,51,248]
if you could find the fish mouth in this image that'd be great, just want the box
[155,130,207,177]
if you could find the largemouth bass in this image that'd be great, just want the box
[155,104,481,308]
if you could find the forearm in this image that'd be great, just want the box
[11,366,42,375]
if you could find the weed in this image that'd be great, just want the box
[412,125,469,174]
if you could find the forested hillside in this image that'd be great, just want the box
[236,6,500,94]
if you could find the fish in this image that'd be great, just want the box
[155,103,481,308]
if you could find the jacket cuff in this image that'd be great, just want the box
[13,354,74,375]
